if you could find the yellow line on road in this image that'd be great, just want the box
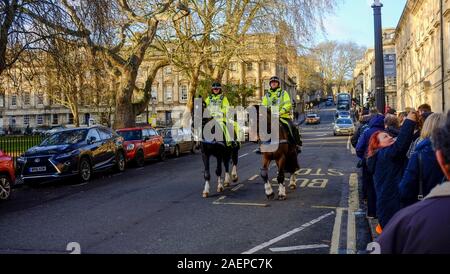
[330,208,344,254]
[347,173,359,254]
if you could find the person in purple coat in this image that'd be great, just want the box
[377,110,450,254]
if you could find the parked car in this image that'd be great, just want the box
[160,128,196,157]
[32,126,52,136]
[16,126,126,184]
[0,150,15,201]
[43,126,66,136]
[333,118,355,136]
[326,100,333,107]
[116,127,165,167]
[306,113,321,125]
[0,129,5,136]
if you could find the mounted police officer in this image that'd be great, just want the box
[262,76,302,152]
[205,82,239,147]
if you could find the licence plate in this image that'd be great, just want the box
[29,166,46,172]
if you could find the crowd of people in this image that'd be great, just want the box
[351,104,450,254]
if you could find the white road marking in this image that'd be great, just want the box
[330,208,344,254]
[231,184,244,192]
[347,173,359,254]
[248,175,259,181]
[269,244,329,252]
[215,201,269,207]
[351,147,356,155]
[242,211,334,254]
[347,136,351,150]
[213,196,226,204]
[253,149,259,152]
[238,153,249,158]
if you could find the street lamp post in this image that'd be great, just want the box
[372,0,386,114]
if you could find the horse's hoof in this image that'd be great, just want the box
[202,192,209,198]
[232,176,239,183]
[278,195,287,201]
[224,182,230,188]
[289,184,297,190]
[266,193,275,200]
[217,187,224,193]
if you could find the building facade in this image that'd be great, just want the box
[353,28,397,109]
[395,0,450,112]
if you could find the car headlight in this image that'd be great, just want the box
[17,156,26,163]
[55,150,78,160]
[164,144,169,148]
[127,144,135,151]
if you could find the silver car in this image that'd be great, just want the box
[333,118,355,136]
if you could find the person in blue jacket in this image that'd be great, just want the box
[356,114,385,217]
[377,111,450,254]
[366,112,417,228]
[399,113,446,207]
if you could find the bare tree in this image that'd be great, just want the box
[25,0,189,128]
[313,41,365,95]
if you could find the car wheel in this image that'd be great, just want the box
[135,150,145,167]
[79,158,92,183]
[115,151,126,172]
[175,145,180,158]
[159,146,166,161]
[0,175,12,201]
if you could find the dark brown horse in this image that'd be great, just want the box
[253,105,299,200]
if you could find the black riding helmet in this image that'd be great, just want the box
[269,76,280,85]
[211,82,222,93]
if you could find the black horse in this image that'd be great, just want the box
[199,102,240,198]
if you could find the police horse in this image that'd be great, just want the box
[253,105,299,200]
[198,101,240,198]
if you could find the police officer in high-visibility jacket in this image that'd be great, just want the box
[205,82,239,147]
[262,76,302,152]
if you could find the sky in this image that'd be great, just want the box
[319,0,408,47]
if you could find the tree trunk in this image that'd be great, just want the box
[114,71,138,129]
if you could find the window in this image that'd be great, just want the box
[164,85,173,102]
[263,80,270,94]
[68,113,74,124]
[263,62,270,71]
[142,129,150,139]
[148,129,157,136]
[98,128,112,140]
[52,114,58,125]
[0,92,4,107]
[229,62,237,72]
[37,92,44,105]
[24,115,30,125]
[24,92,31,106]
[180,85,188,102]
[86,129,101,142]
[246,62,253,72]
[11,94,17,106]
[165,66,172,75]
[37,115,43,125]
[151,86,157,100]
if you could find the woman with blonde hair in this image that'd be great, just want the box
[399,113,446,207]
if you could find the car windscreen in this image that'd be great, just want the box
[41,129,88,146]
[336,119,352,125]
[307,115,317,118]
[117,130,142,141]
[339,112,350,116]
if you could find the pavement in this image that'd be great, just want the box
[0,105,371,254]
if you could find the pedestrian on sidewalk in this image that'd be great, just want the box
[384,114,400,138]
[366,111,417,229]
[356,114,385,218]
[399,113,446,207]
[377,111,450,254]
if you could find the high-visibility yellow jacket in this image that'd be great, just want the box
[262,88,292,119]
[205,93,230,120]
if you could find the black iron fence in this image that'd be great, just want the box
[0,135,44,166]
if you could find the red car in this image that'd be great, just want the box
[116,127,166,167]
[0,150,15,201]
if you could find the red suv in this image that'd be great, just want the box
[116,127,166,167]
[0,150,15,201]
